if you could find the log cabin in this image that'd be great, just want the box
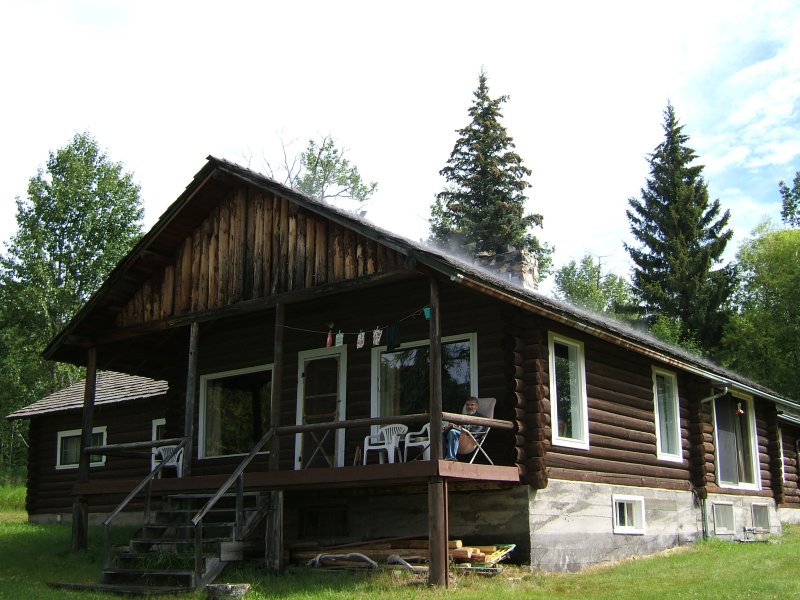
[7,156,800,589]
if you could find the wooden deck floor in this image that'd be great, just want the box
[73,460,520,496]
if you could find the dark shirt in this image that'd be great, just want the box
[462,411,486,434]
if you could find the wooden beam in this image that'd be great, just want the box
[72,346,97,552]
[91,270,416,346]
[183,322,199,476]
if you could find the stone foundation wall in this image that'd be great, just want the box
[529,479,702,571]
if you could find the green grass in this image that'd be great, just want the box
[0,502,799,600]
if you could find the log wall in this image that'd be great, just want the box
[780,426,800,507]
[117,184,406,328]
[25,397,168,515]
[532,319,693,490]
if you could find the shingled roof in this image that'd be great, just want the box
[6,371,168,421]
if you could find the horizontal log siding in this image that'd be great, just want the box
[116,184,405,328]
[538,322,693,489]
[24,397,167,515]
[781,426,800,507]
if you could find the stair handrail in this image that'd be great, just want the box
[190,427,276,585]
[102,438,187,570]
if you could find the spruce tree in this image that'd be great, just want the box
[430,71,551,274]
[625,103,734,351]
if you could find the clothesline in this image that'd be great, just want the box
[281,305,429,337]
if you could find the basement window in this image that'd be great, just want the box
[713,502,735,534]
[751,504,770,532]
[612,495,645,535]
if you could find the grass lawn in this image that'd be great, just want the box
[1,482,799,600]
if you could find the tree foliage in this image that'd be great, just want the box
[554,253,633,317]
[267,135,377,207]
[720,225,800,398]
[430,71,552,274]
[779,171,800,227]
[0,133,144,466]
[624,103,734,352]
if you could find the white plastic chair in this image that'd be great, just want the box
[154,444,184,478]
[403,423,431,462]
[457,397,495,465]
[363,424,408,464]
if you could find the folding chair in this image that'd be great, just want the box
[363,424,408,464]
[457,397,495,465]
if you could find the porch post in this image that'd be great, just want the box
[428,477,449,587]
[429,275,443,460]
[183,322,199,477]
[270,302,284,471]
[427,274,449,586]
[72,346,97,551]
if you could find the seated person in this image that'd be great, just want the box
[443,397,486,461]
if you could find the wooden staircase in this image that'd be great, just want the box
[101,491,272,594]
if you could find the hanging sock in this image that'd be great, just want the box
[387,323,401,351]
[326,330,333,348]
[373,327,383,346]
[357,330,365,349]
[335,331,344,347]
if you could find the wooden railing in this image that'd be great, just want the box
[190,428,276,585]
[100,438,187,569]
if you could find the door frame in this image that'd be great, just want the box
[294,345,348,469]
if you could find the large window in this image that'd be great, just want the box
[653,368,682,462]
[548,333,589,449]
[199,365,272,458]
[371,334,477,417]
[714,393,760,490]
[56,427,106,469]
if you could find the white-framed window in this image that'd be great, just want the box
[751,503,770,532]
[56,427,107,469]
[713,392,760,491]
[370,333,477,419]
[548,332,589,449]
[199,364,273,458]
[612,494,646,535]
[151,418,166,470]
[713,502,735,534]
[652,367,682,462]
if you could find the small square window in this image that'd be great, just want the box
[751,504,770,531]
[612,495,645,535]
[713,502,735,534]
[56,427,106,469]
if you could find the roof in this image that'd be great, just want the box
[6,371,168,421]
[41,156,800,412]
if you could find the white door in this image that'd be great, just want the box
[295,346,347,469]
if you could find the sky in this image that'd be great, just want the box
[1,0,798,295]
